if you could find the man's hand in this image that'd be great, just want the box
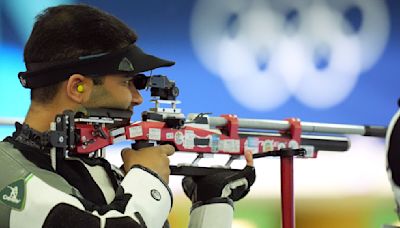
[182,150,256,203]
[121,145,175,183]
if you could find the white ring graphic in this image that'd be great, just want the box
[190,0,390,110]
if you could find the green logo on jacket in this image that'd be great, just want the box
[0,173,32,210]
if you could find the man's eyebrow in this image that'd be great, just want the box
[118,74,132,80]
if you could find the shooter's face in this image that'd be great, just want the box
[83,74,143,114]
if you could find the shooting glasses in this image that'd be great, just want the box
[18,44,175,89]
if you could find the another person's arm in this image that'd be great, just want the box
[387,109,400,217]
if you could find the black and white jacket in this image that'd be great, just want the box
[387,109,400,217]
[0,123,233,228]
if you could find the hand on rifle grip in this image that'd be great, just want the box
[121,144,175,183]
[182,150,256,203]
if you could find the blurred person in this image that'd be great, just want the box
[0,4,255,228]
[387,106,400,227]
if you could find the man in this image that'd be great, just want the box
[0,4,255,228]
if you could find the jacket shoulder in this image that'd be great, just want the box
[0,142,76,195]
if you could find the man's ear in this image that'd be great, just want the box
[66,74,93,103]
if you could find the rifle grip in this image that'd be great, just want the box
[131,140,156,150]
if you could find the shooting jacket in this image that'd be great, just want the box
[387,109,400,217]
[0,123,233,228]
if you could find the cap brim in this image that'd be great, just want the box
[129,45,175,74]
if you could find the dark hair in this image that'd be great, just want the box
[24,4,137,103]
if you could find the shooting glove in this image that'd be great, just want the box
[182,166,256,204]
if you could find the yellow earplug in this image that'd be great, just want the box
[77,84,84,93]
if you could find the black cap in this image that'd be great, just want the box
[18,44,175,89]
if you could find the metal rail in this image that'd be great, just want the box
[0,117,23,126]
[205,116,386,137]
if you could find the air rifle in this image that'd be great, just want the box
[46,75,385,170]
[46,75,386,228]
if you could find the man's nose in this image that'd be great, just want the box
[131,88,143,106]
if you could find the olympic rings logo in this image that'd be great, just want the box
[190,0,390,110]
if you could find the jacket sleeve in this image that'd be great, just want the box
[0,147,172,228]
[187,198,234,228]
[386,109,400,216]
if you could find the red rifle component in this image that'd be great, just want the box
[75,123,113,154]
[74,115,309,158]
[281,118,302,228]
